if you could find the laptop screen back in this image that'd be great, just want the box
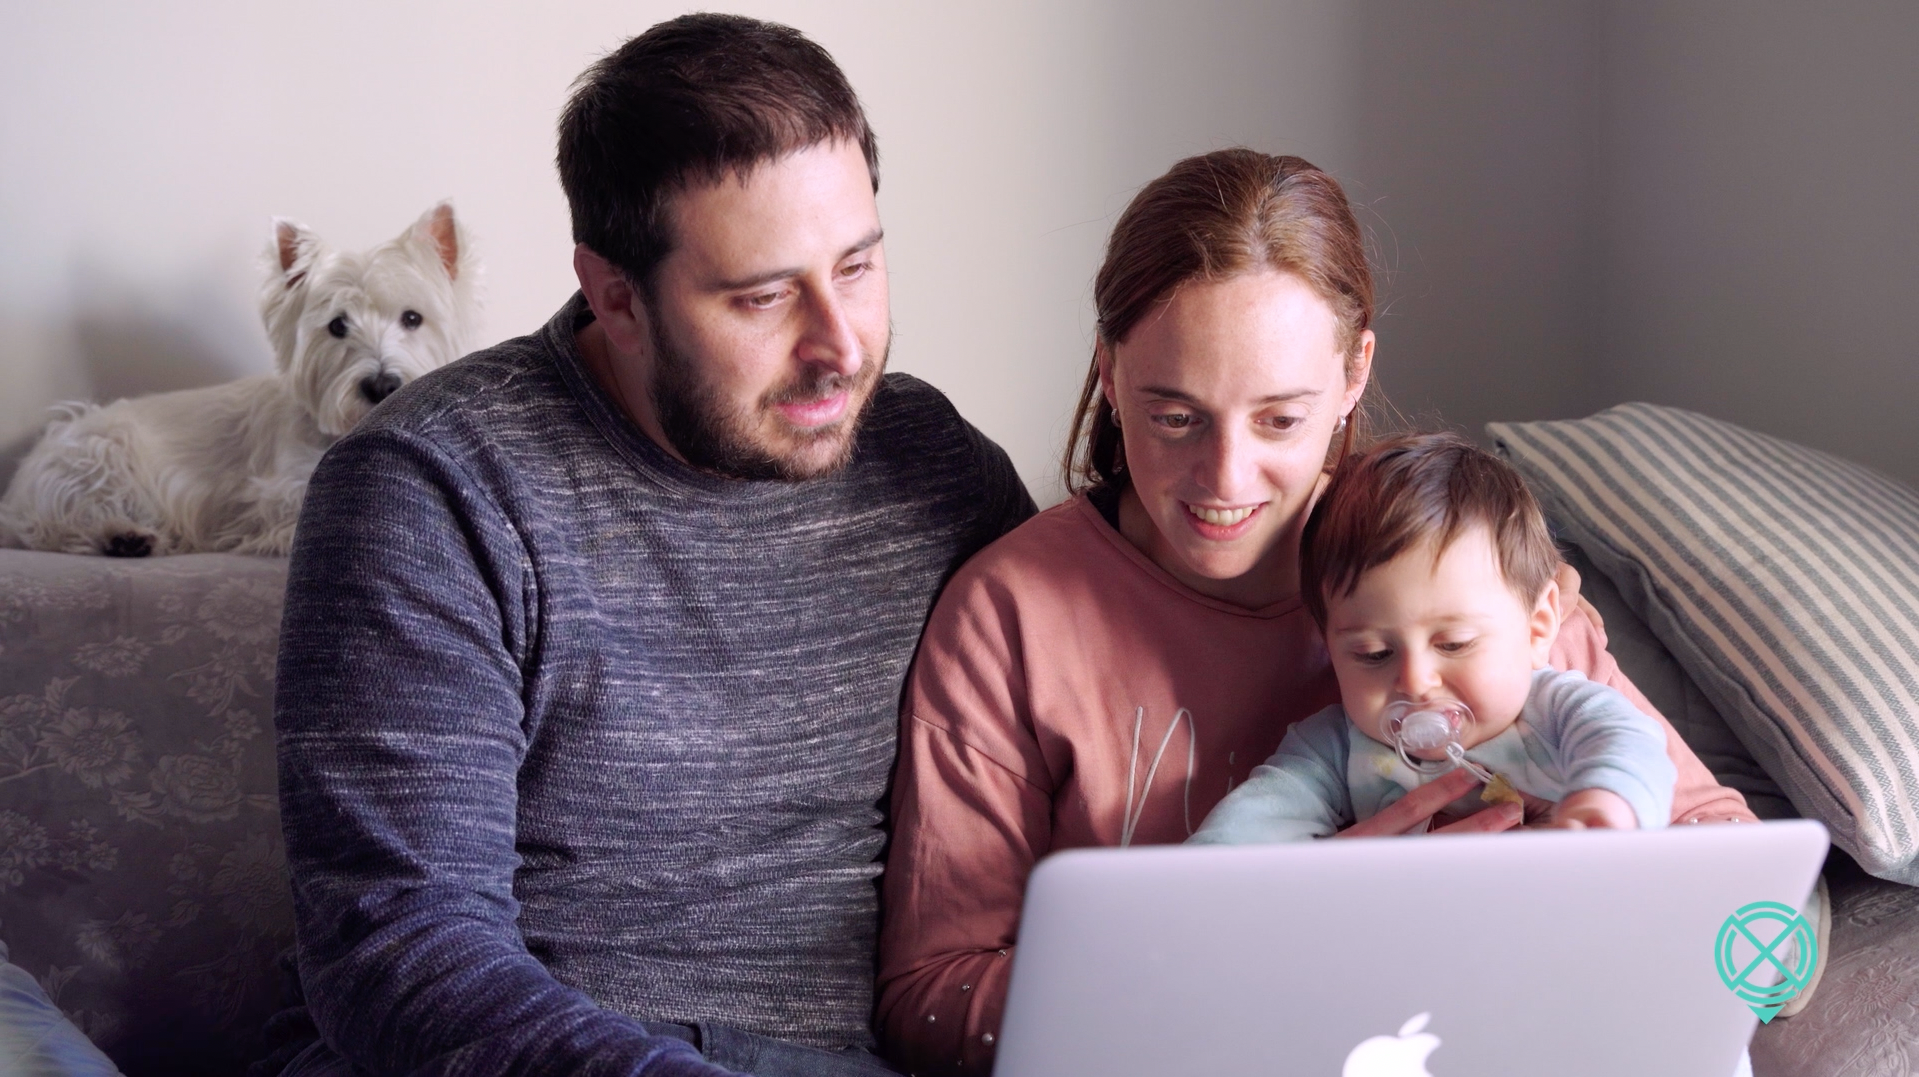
[996,822,1826,1077]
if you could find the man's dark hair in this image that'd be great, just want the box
[557,13,880,290]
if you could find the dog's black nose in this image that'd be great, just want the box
[360,371,404,404]
[104,532,154,558]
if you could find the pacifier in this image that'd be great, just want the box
[1380,699,1496,783]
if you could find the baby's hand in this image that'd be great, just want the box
[1550,788,1638,829]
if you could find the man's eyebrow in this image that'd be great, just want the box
[1134,386,1323,406]
[709,228,885,292]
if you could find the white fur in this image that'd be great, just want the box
[0,203,479,557]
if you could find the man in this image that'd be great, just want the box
[271,14,1033,1076]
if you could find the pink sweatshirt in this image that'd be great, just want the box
[877,495,1755,1075]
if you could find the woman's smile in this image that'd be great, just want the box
[1183,501,1264,538]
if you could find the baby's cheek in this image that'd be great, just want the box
[1469,666,1537,734]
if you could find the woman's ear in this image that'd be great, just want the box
[1341,329,1376,416]
[1096,340,1120,414]
[1529,576,1563,668]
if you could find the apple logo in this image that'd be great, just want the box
[1342,1012,1441,1077]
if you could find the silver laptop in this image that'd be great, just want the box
[996,821,1827,1077]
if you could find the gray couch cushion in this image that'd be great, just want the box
[0,550,292,1077]
[1492,406,1919,1075]
[1564,539,1919,1072]
[1490,403,1919,886]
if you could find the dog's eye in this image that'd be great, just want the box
[327,316,348,339]
[400,310,423,330]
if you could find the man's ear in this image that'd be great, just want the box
[573,244,652,359]
[1529,576,1563,668]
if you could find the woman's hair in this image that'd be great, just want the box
[1063,148,1376,494]
[1299,432,1559,629]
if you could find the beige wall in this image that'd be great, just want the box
[1594,1,1919,485]
[0,1,1361,504]
[4,3,1914,500]
[1347,3,1601,437]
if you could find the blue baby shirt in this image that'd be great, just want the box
[1190,667,1676,843]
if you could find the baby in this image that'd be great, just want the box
[1192,432,1677,843]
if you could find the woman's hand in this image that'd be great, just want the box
[1333,768,1523,838]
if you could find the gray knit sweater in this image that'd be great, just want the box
[274,294,1033,1076]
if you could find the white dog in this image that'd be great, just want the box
[0,203,478,557]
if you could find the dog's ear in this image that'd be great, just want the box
[405,201,482,356]
[261,217,328,374]
[271,219,320,290]
[409,202,463,282]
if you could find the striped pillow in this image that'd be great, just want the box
[1488,403,1919,885]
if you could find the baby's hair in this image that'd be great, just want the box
[1300,432,1558,629]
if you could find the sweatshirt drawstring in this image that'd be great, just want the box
[1120,706,1197,846]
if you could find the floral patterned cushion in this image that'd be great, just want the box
[0,550,293,1077]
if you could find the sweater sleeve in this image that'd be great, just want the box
[961,417,1040,552]
[1188,707,1354,844]
[876,568,1048,1077]
[1547,604,1755,825]
[1527,670,1678,829]
[275,430,731,1077]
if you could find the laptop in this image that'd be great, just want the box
[995,820,1827,1077]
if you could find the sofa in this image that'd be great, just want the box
[2,402,1917,1076]
[0,550,294,1075]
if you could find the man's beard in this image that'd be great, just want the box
[647,313,888,482]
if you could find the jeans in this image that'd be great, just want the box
[277,1020,899,1077]
[641,1021,898,1077]
[0,940,125,1077]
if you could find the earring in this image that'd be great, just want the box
[1335,414,1348,433]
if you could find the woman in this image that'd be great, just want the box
[875,149,1755,1076]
